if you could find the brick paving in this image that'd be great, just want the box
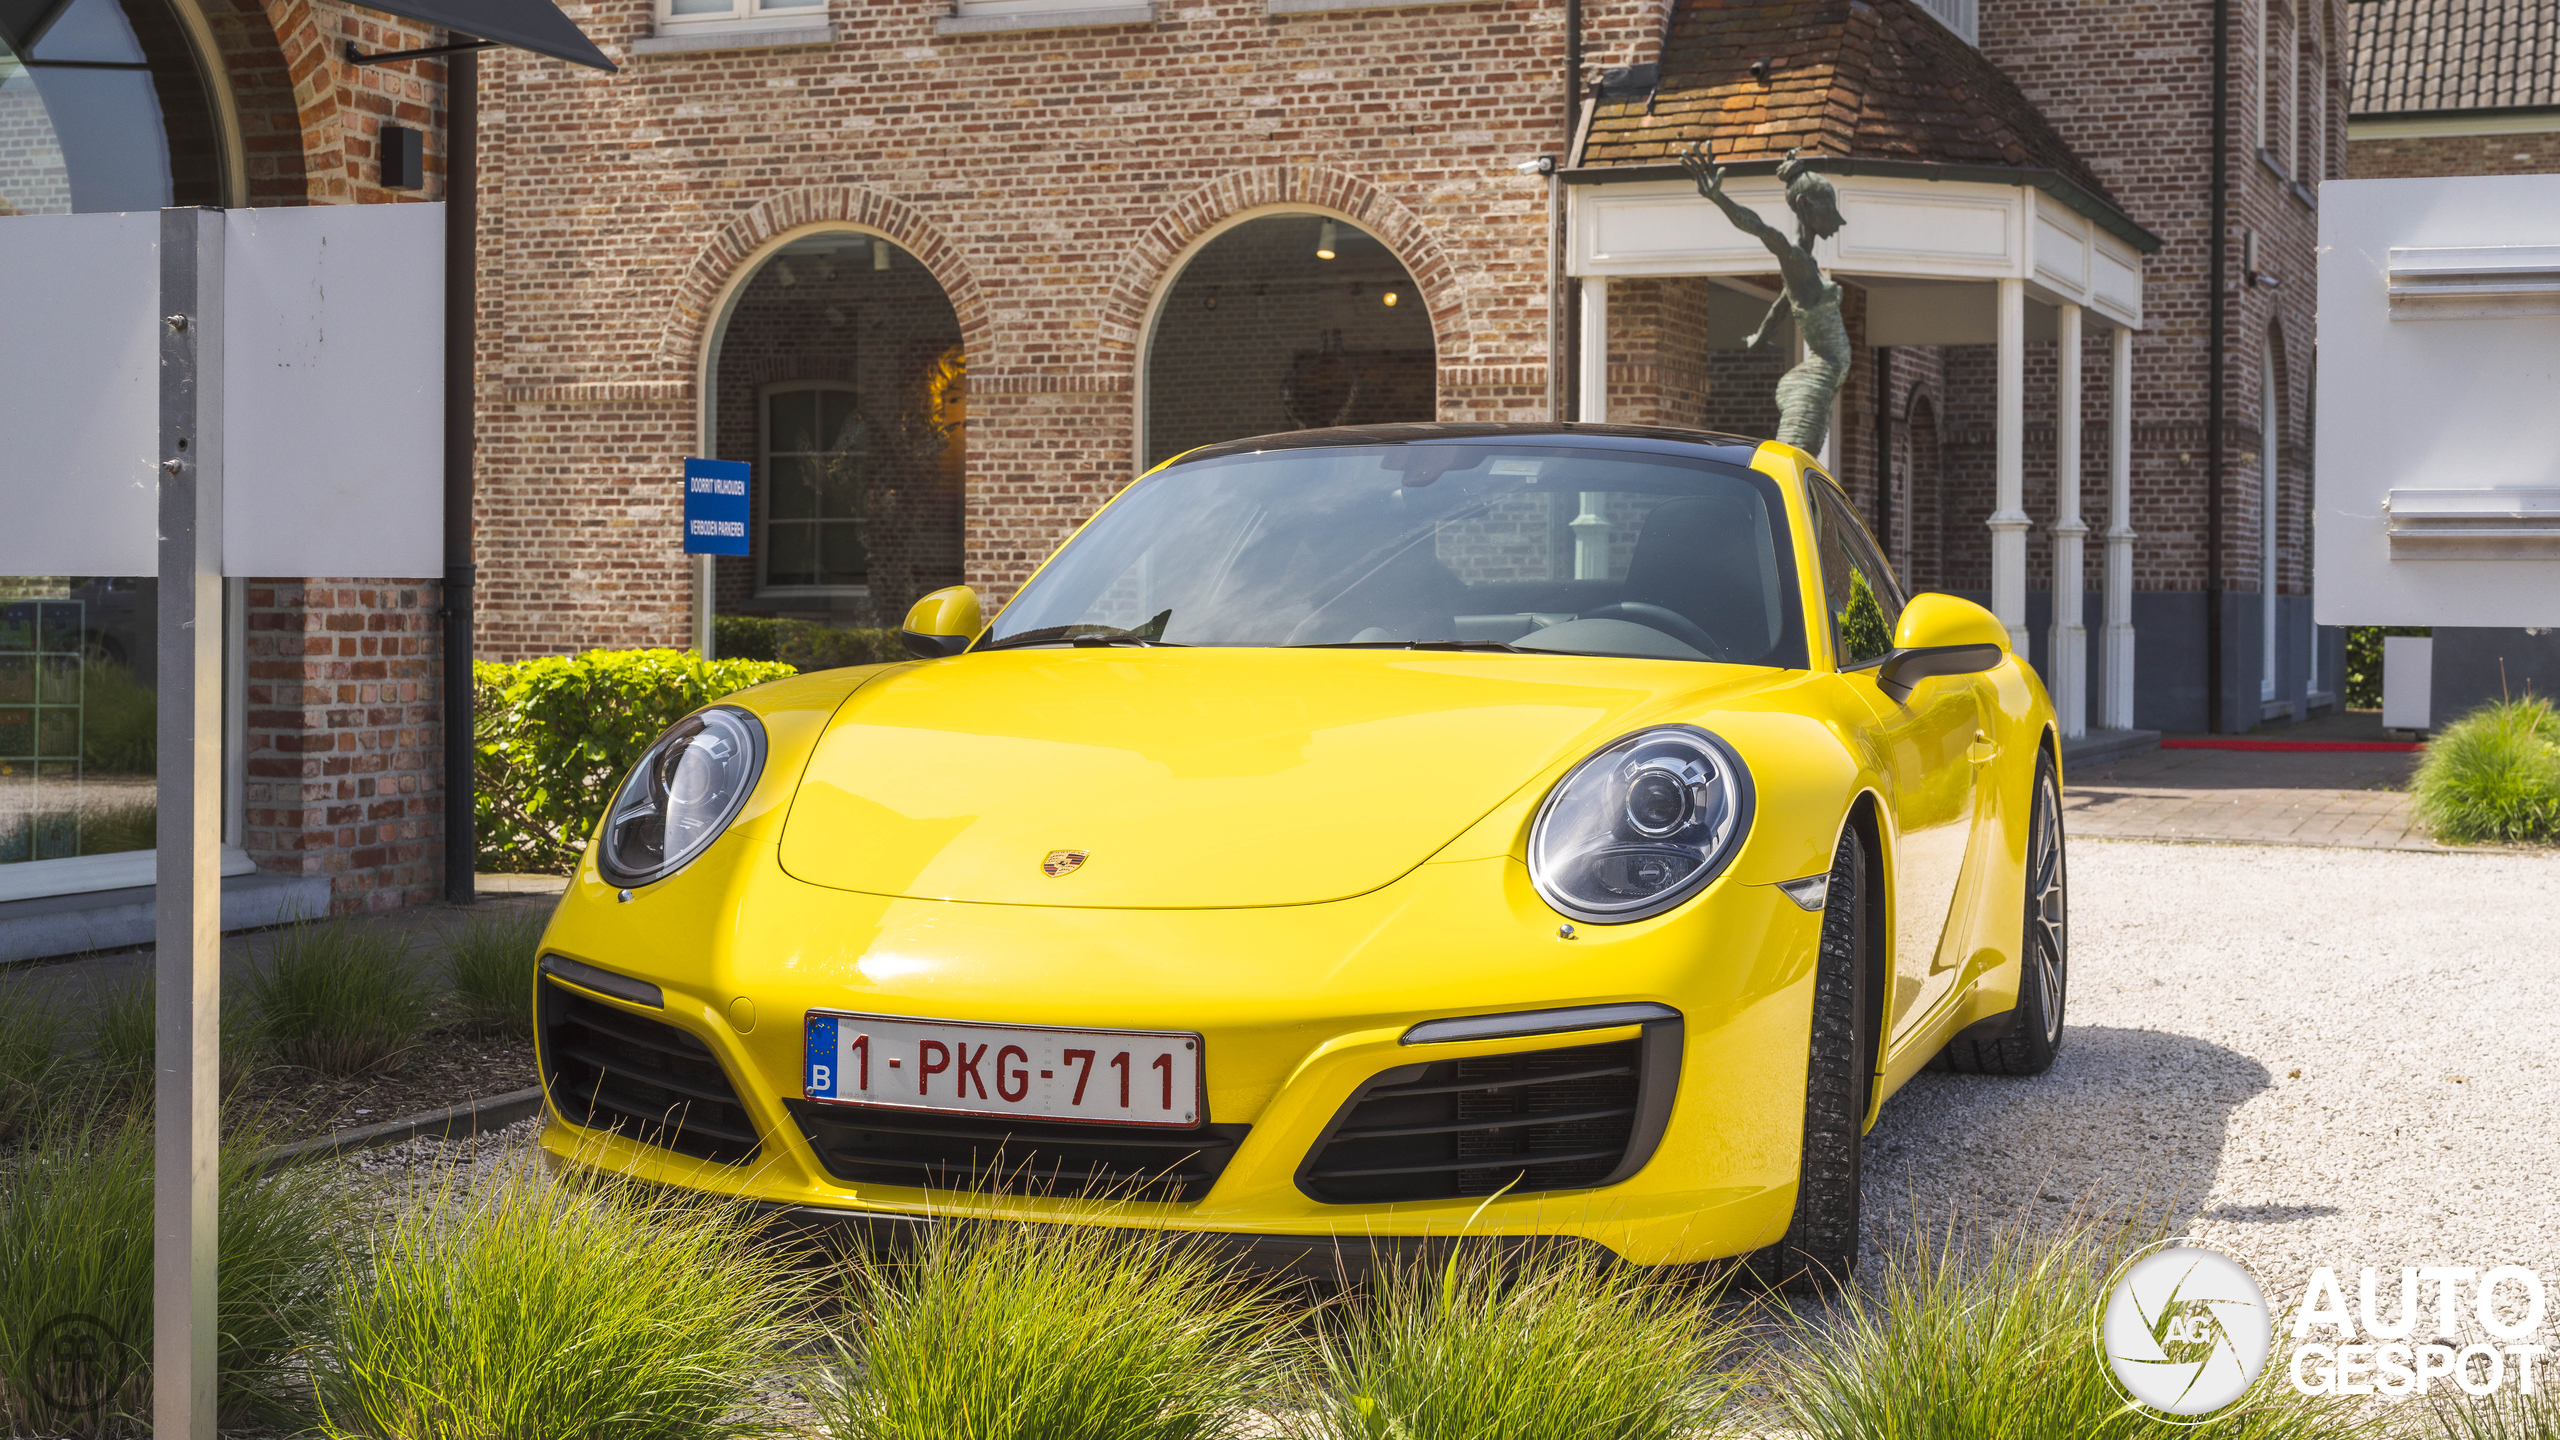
[2061,743,2452,850]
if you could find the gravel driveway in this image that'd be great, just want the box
[1862,837,2560,1306]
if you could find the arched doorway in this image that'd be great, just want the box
[1143,212,1435,468]
[706,230,966,633]
[0,0,223,215]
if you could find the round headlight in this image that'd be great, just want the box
[1528,726,1754,924]
[597,706,766,886]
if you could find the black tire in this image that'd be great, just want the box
[1747,826,1870,1294]
[1936,749,2068,1077]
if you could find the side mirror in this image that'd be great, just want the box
[898,586,983,659]
[1876,593,2007,702]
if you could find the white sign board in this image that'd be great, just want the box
[2317,176,2560,626]
[0,205,444,578]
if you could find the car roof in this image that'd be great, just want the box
[1167,422,1774,470]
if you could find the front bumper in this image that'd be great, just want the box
[531,838,1825,1268]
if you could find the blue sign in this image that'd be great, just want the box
[683,458,751,557]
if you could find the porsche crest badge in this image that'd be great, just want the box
[1042,849,1089,877]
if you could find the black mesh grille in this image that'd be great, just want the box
[1298,1040,1642,1204]
[786,1100,1248,1203]
[540,981,761,1165]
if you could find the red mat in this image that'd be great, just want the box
[2160,738,2423,753]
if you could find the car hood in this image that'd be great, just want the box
[774,646,1776,908]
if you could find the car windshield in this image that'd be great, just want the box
[985,442,1808,667]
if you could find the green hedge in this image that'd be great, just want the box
[713,614,908,670]
[2341,626,2430,710]
[473,649,798,874]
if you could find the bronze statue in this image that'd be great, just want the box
[1678,143,1851,456]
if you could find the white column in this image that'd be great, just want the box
[1990,277,2030,654]
[1578,276,1608,424]
[2103,322,2138,730]
[2050,303,2087,739]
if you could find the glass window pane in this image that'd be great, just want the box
[767,524,817,587]
[815,453,862,521]
[818,523,869,585]
[0,576,159,868]
[768,390,818,454]
[668,0,733,15]
[819,391,863,451]
[767,456,819,521]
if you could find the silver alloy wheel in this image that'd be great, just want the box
[2029,767,2067,1047]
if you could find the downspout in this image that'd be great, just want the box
[442,46,478,904]
[1561,0,1582,422]
[2205,0,2229,733]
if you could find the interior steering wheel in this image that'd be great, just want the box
[1575,602,1728,660]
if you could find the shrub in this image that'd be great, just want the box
[80,658,158,774]
[2411,696,2560,845]
[817,1217,1292,1440]
[314,1163,817,1440]
[242,917,435,1076]
[0,1113,341,1437]
[714,614,906,670]
[1297,1242,1741,1440]
[473,648,798,874]
[1772,1212,2386,1440]
[86,974,255,1101]
[439,908,547,1038]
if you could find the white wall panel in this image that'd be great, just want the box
[222,204,443,578]
[0,212,161,576]
[2317,175,2560,626]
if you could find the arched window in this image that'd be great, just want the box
[0,0,222,216]
[708,232,966,627]
[1144,213,1435,468]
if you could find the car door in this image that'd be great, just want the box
[1806,483,1984,1042]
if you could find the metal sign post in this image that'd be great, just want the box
[154,205,225,1440]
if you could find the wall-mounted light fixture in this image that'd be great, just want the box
[1316,221,1338,261]
[381,124,424,190]
[873,238,891,271]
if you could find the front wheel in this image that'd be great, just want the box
[1746,826,1869,1293]
[1936,750,2067,1077]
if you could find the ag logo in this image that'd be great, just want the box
[1041,849,1089,877]
[24,1312,131,1416]
[2100,1243,2272,1419]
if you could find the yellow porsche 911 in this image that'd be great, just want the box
[531,422,2067,1285]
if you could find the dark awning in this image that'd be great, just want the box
[349,0,615,70]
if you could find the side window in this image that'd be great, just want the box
[1810,483,1907,667]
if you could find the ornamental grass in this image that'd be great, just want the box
[0,1112,341,1438]
[2412,696,2560,845]
[1295,1239,1747,1440]
[816,1214,1294,1440]
[2431,1389,2560,1440]
[313,1160,819,1440]
[242,915,435,1075]
[1769,1210,2390,1440]
[437,908,547,1038]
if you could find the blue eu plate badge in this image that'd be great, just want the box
[683,458,751,557]
[805,1013,840,1098]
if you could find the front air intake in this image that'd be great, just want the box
[785,1101,1248,1203]
[539,980,760,1165]
[1297,1028,1679,1205]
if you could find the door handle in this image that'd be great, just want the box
[1968,732,1996,764]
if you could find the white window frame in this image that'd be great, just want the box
[755,380,871,603]
[936,0,1156,35]
[637,0,832,52]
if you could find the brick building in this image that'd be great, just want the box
[468,0,2345,741]
[2,0,458,927]
[2346,0,2560,721]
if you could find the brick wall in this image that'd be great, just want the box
[241,582,443,912]
[2349,126,2560,179]
[468,0,1608,649]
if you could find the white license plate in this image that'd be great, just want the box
[803,1012,1204,1127]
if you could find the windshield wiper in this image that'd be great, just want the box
[1292,639,1522,652]
[980,610,1184,651]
